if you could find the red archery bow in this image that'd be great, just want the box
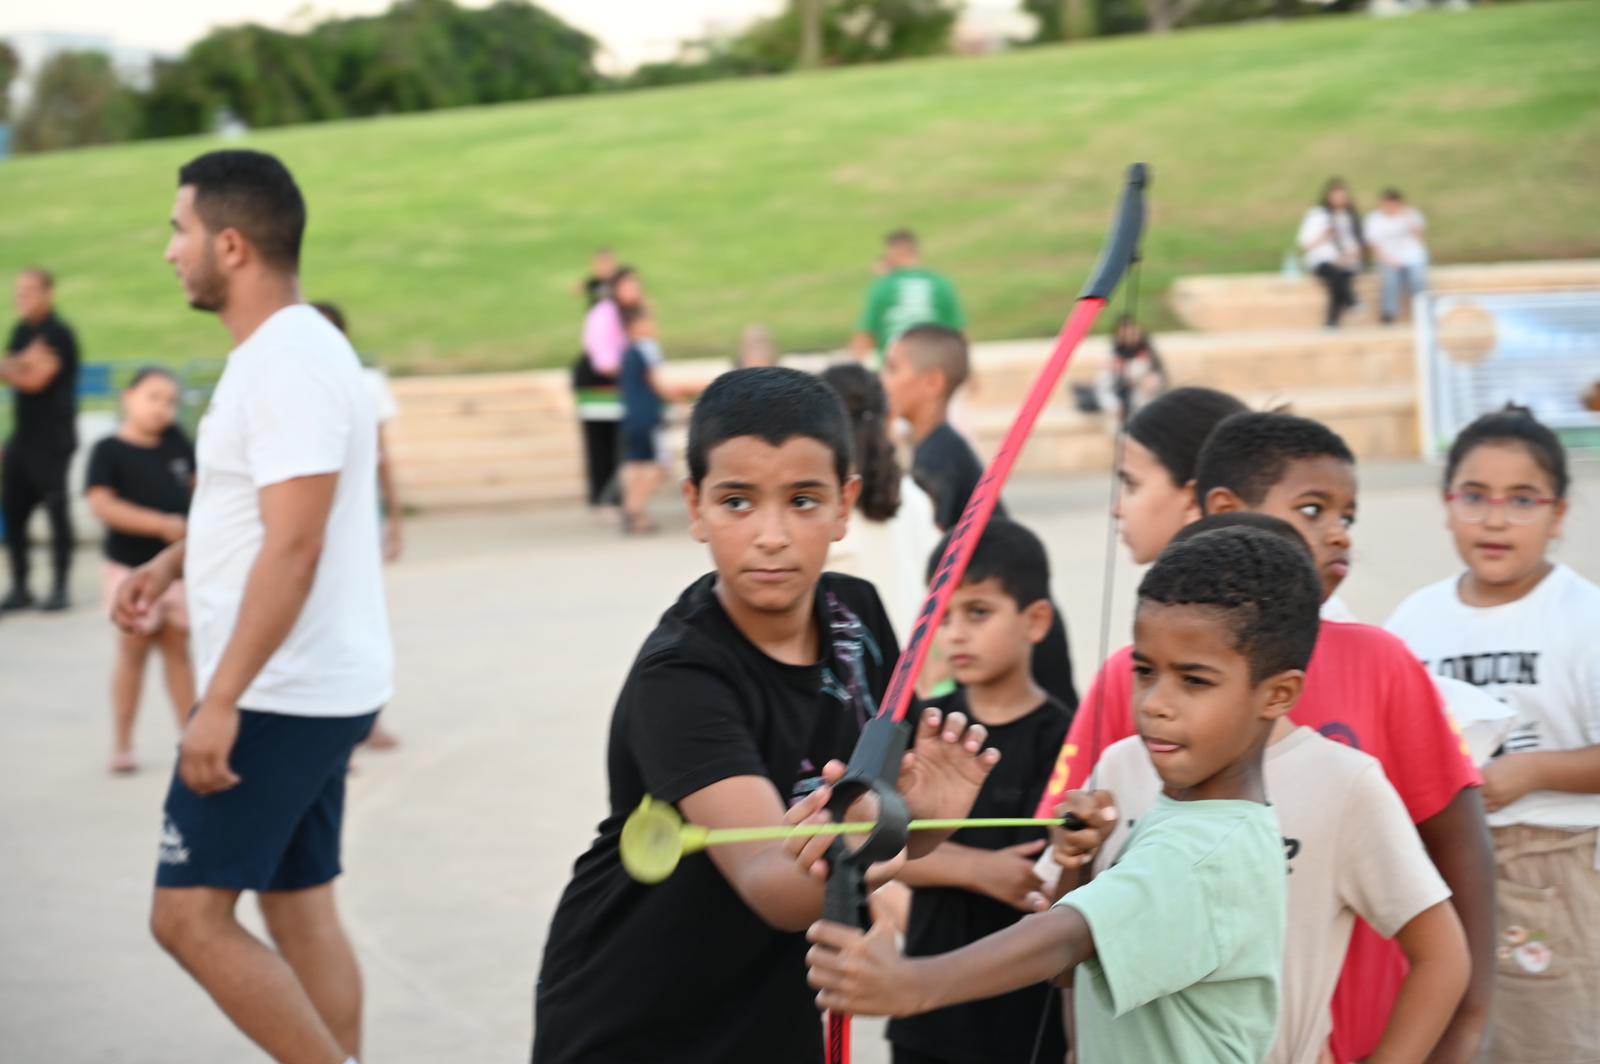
[822,162,1149,1064]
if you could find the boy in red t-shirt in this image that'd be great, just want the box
[1036,412,1493,1063]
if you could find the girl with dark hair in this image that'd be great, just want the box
[821,362,937,640]
[1386,407,1600,1064]
[84,367,196,773]
[1113,386,1249,564]
[1298,178,1368,328]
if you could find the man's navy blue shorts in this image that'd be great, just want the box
[156,709,378,892]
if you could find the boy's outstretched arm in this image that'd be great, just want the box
[897,839,1050,913]
[1414,789,1495,1063]
[806,905,1095,1018]
[681,777,897,934]
[1369,900,1469,1064]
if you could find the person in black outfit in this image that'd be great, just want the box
[573,248,624,507]
[85,367,195,773]
[883,324,1079,711]
[1297,178,1368,329]
[2,267,80,611]
[533,367,999,1064]
[890,519,1070,1064]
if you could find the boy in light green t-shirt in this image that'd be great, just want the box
[807,524,1317,1063]
[850,228,964,367]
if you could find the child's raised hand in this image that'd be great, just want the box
[972,839,1050,913]
[898,708,1000,823]
[1049,790,1118,870]
[806,918,920,1018]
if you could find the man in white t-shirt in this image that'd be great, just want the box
[1364,188,1429,324]
[114,150,391,1064]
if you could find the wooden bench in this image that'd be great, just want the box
[1168,260,1600,333]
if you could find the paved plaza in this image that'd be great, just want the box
[2,460,1596,1062]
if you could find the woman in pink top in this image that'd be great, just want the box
[582,298,628,379]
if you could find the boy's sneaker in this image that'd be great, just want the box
[41,588,69,612]
[0,588,35,611]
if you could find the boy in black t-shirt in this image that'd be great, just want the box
[533,367,1000,1064]
[881,323,1078,711]
[85,368,195,773]
[889,519,1072,1064]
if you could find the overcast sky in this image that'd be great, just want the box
[0,1,787,71]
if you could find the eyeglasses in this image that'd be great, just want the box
[1445,490,1558,525]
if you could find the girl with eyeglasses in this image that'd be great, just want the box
[1386,405,1600,1064]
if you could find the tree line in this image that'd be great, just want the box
[3,0,1354,154]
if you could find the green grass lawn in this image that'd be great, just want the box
[2,1,1597,375]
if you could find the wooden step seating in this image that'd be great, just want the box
[388,259,1598,510]
[1169,260,1600,333]
[963,332,1419,476]
[388,365,725,510]
[387,330,1424,510]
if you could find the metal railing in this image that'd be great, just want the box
[1415,289,1600,459]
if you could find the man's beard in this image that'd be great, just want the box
[185,256,228,313]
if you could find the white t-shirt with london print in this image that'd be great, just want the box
[187,304,394,717]
[1386,563,1600,831]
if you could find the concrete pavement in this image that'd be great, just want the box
[1,460,1596,1062]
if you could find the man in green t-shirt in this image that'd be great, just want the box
[851,229,965,367]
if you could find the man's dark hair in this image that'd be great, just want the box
[926,517,1051,610]
[177,150,306,271]
[1381,187,1405,202]
[21,267,54,290]
[687,367,852,486]
[884,228,918,249]
[1139,525,1322,682]
[1444,403,1569,499]
[1127,387,1249,488]
[1194,411,1355,510]
[311,301,346,334]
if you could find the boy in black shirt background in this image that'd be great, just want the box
[85,367,195,773]
[881,323,1078,712]
[881,323,990,536]
[533,367,999,1064]
[889,519,1071,1064]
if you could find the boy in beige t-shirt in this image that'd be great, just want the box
[1066,718,1467,1064]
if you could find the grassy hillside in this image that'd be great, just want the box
[2,1,1597,374]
